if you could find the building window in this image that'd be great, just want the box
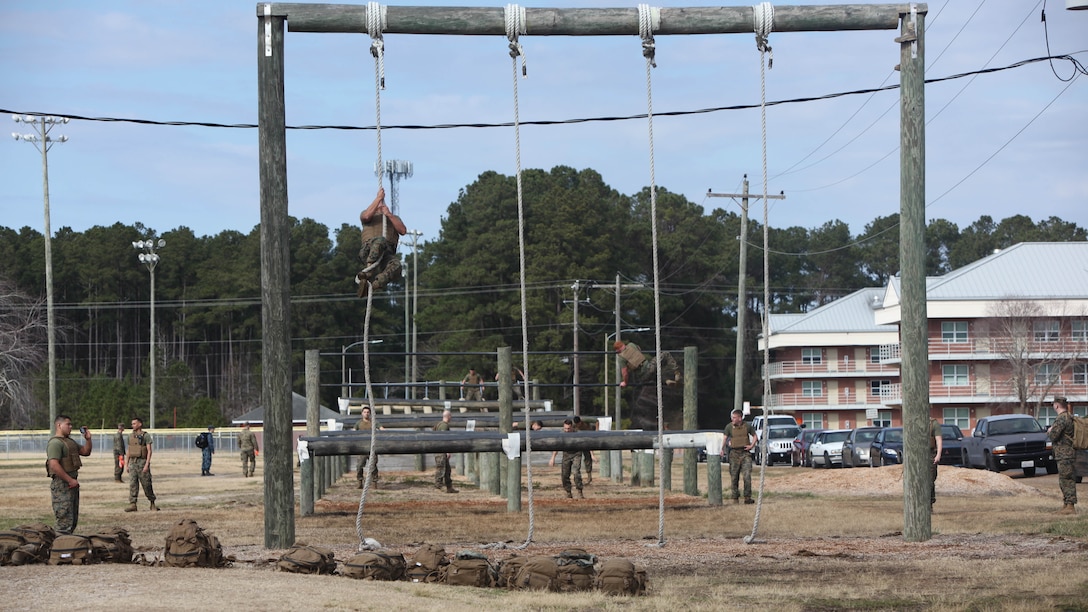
[873,411,892,427]
[943,407,969,430]
[941,321,968,343]
[1033,320,1060,342]
[942,365,969,386]
[801,348,822,365]
[1034,363,1060,384]
[802,413,822,429]
[1038,406,1057,428]
[869,348,882,364]
[870,380,890,398]
[1073,364,1087,385]
[1072,320,1088,342]
[801,381,823,397]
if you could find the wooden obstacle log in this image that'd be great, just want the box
[302,430,718,456]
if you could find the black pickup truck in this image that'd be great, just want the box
[962,414,1056,477]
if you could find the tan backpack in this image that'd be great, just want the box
[341,549,406,581]
[163,519,227,568]
[555,548,597,592]
[7,523,56,566]
[442,550,495,587]
[49,534,98,565]
[510,556,559,591]
[90,527,134,564]
[277,543,337,574]
[406,544,448,583]
[595,558,648,596]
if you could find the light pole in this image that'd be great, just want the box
[405,230,423,399]
[12,114,69,423]
[341,339,384,399]
[604,327,650,422]
[133,238,165,429]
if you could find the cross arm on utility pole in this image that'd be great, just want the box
[706,190,785,200]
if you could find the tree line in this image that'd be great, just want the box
[0,165,1083,430]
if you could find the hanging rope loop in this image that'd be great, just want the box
[753,2,774,68]
[505,4,527,76]
[637,4,659,68]
[367,2,387,88]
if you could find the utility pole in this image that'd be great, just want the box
[602,274,646,428]
[375,160,413,217]
[12,115,69,424]
[708,177,784,417]
[404,230,424,398]
[563,280,590,415]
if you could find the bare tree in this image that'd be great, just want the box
[0,278,47,428]
[986,300,1083,416]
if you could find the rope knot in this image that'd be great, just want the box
[638,4,659,68]
[753,2,774,68]
[367,2,387,88]
[505,4,528,77]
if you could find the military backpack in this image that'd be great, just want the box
[510,555,559,591]
[1071,415,1088,451]
[555,548,598,592]
[48,534,98,565]
[341,549,406,581]
[91,527,134,564]
[4,523,55,566]
[595,558,648,596]
[406,543,448,583]
[277,543,337,574]
[441,550,496,588]
[163,518,227,568]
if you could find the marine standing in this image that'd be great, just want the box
[1047,397,1077,515]
[46,415,93,534]
[549,418,585,499]
[112,422,126,482]
[929,418,943,506]
[125,417,159,512]
[355,406,379,488]
[724,409,756,504]
[201,426,216,476]
[433,409,457,493]
[238,421,259,477]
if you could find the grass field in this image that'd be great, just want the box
[2,449,1087,611]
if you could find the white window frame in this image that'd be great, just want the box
[869,348,882,364]
[802,413,822,429]
[1038,406,1057,428]
[941,321,968,344]
[1072,320,1088,342]
[873,411,892,428]
[1033,320,1060,343]
[942,364,969,387]
[870,379,890,398]
[801,348,822,365]
[1034,363,1060,384]
[943,407,969,430]
[1073,364,1087,385]
[801,381,823,398]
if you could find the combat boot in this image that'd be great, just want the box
[577,489,585,499]
[115,476,123,482]
[124,503,137,512]
[1057,504,1076,515]
[565,490,573,499]
[149,501,160,512]
[446,486,459,494]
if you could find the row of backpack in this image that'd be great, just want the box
[277,542,648,596]
[0,523,133,566]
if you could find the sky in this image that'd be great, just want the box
[1,1,1086,252]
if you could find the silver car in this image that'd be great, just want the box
[810,429,851,468]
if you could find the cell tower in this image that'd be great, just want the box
[375,159,414,216]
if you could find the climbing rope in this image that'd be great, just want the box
[354,1,388,551]
[506,3,537,551]
[746,1,774,546]
[638,3,667,549]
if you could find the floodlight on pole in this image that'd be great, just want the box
[12,114,70,423]
[133,238,166,429]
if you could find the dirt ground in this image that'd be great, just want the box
[2,450,1086,611]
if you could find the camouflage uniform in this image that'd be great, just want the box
[616,342,680,387]
[725,421,756,502]
[929,419,942,504]
[46,436,82,534]
[561,450,584,498]
[433,420,453,491]
[127,431,157,506]
[461,371,483,401]
[112,428,126,481]
[357,217,401,294]
[355,417,378,486]
[1048,411,1077,506]
[238,426,259,477]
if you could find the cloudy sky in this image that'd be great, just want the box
[2,0,1086,248]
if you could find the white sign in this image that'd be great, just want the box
[297,439,309,461]
[597,417,613,431]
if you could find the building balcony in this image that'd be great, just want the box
[880,338,1088,364]
[879,381,1087,406]
[763,361,899,380]
[764,392,887,410]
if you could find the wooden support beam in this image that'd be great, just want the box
[303,429,718,455]
[262,4,909,36]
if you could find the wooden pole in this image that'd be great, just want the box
[267,4,903,35]
[257,10,294,550]
[898,7,930,542]
[303,429,719,455]
[683,346,698,495]
[707,454,723,506]
[301,349,318,516]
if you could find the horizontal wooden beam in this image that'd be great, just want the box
[262,4,919,36]
[302,429,719,455]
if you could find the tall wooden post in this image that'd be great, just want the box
[301,349,318,516]
[257,8,294,549]
[683,346,699,495]
[898,7,930,542]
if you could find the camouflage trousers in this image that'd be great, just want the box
[241,449,257,477]
[1056,451,1077,505]
[128,457,156,503]
[561,451,584,494]
[357,236,402,293]
[729,449,753,500]
[434,453,452,489]
[201,447,213,473]
[50,475,80,535]
[114,452,124,480]
[356,454,378,483]
[930,450,939,504]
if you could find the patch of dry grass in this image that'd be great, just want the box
[2,451,1087,611]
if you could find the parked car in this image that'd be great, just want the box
[754,425,801,466]
[792,428,824,467]
[963,414,1055,477]
[869,427,904,466]
[809,429,851,468]
[842,427,882,468]
[938,424,967,466]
